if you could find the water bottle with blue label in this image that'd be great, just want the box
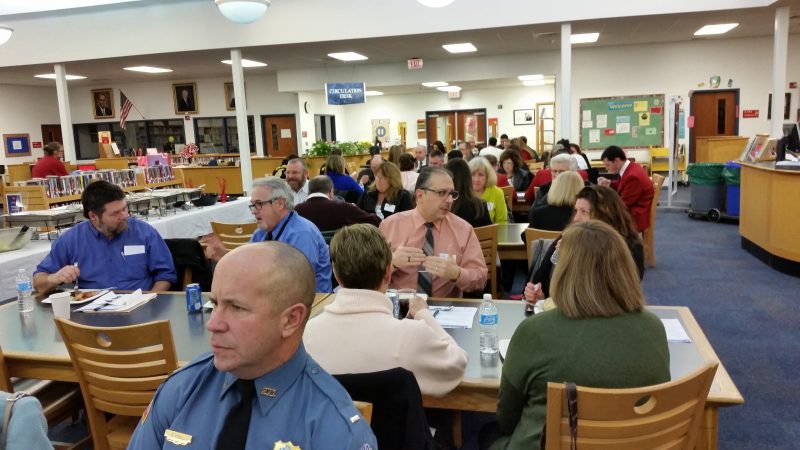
[479,293,499,355]
[16,268,34,313]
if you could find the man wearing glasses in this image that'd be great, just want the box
[204,177,332,293]
[379,167,487,298]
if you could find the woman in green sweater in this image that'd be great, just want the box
[469,157,508,224]
[483,220,670,450]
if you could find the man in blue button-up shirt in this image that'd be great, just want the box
[33,180,176,294]
[128,242,376,450]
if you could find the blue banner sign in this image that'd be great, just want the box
[326,82,366,105]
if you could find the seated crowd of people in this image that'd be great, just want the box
[23,137,665,450]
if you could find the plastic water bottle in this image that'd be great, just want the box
[479,293,499,355]
[16,269,34,313]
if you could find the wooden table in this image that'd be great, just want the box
[497,223,528,261]
[2,294,741,450]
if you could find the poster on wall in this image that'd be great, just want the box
[371,119,390,144]
[417,119,426,139]
[3,134,31,158]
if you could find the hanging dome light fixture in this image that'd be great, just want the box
[215,0,271,24]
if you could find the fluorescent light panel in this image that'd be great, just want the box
[422,81,448,87]
[328,52,368,61]
[570,32,599,44]
[518,74,544,81]
[221,59,267,67]
[442,42,477,53]
[694,23,738,36]
[417,0,454,7]
[34,73,86,80]
[523,80,546,86]
[365,90,383,96]
[437,85,461,92]
[124,66,173,73]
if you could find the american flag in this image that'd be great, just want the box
[119,91,134,129]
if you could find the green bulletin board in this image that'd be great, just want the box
[579,94,665,150]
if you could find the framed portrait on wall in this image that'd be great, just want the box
[224,82,235,111]
[3,133,31,158]
[91,88,114,119]
[173,82,198,114]
[513,108,535,125]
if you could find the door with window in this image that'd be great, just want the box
[689,90,739,162]
[262,115,297,157]
[41,125,63,145]
[426,109,487,152]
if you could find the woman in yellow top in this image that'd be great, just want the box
[469,157,508,224]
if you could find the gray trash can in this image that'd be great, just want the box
[686,163,725,214]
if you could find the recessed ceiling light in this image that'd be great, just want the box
[34,73,86,80]
[570,32,600,44]
[422,81,449,87]
[437,85,462,92]
[328,52,368,61]
[417,0,454,7]
[221,59,267,67]
[365,90,383,96]
[442,43,477,53]
[523,80,546,86]
[124,66,173,73]
[694,23,739,36]
[518,74,544,81]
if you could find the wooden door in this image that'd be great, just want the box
[458,110,487,146]
[689,90,738,162]
[262,115,297,157]
[426,112,455,151]
[41,124,63,144]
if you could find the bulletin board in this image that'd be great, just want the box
[579,94,665,150]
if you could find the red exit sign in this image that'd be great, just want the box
[407,58,423,70]
[742,109,759,118]
[32,141,42,148]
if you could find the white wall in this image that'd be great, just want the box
[0,84,60,165]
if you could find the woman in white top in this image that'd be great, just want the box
[398,153,420,192]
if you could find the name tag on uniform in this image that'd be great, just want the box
[384,203,396,213]
[487,202,495,211]
[164,429,192,445]
[123,245,145,256]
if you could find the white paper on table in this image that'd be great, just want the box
[660,318,692,343]
[76,289,156,313]
[499,339,511,360]
[589,129,601,143]
[596,114,608,128]
[434,306,477,329]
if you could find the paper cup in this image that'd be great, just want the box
[51,292,72,319]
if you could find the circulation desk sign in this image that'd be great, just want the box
[326,82,366,105]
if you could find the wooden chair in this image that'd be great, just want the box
[55,318,179,450]
[1,345,89,450]
[353,400,373,425]
[210,220,258,250]
[474,224,499,299]
[643,173,666,268]
[524,227,562,268]
[500,185,514,209]
[527,161,545,173]
[544,363,718,450]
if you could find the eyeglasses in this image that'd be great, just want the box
[422,188,459,200]
[248,199,273,211]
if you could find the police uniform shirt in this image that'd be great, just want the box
[128,344,376,450]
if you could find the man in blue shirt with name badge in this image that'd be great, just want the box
[128,242,377,450]
[33,180,176,294]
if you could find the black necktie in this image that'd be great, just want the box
[215,379,256,450]
[265,231,273,241]
[417,223,434,296]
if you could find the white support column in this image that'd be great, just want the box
[230,49,253,195]
[771,6,790,138]
[560,23,572,142]
[53,64,76,161]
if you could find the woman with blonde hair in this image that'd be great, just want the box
[325,154,363,202]
[387,144,406,165]
[527,171,583,231]
[356,161,413,221]
[482,220,670,449]
[469,157,508,224]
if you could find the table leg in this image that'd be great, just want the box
[695,407,718,450]
[453,411,462,448]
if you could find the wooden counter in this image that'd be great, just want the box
[175,166,244,194]
[739,161,800,276]
[695,136,748,163]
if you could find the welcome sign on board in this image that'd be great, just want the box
[326,82,366,105]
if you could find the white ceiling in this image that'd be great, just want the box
[0,2,799,91]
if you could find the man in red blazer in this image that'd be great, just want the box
[597,146,654,232]
[295,176,381,232]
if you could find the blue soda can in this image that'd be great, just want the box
[387,289,400,319]
[185,283,202,312]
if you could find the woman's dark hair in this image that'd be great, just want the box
[499,147,524,172]
[575,185,641,243]
[398,153,416,171]
[433,140,446,153]
[446,158,486,222]
[82,180,125,219]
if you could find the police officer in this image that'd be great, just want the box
[128,242,376,450]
